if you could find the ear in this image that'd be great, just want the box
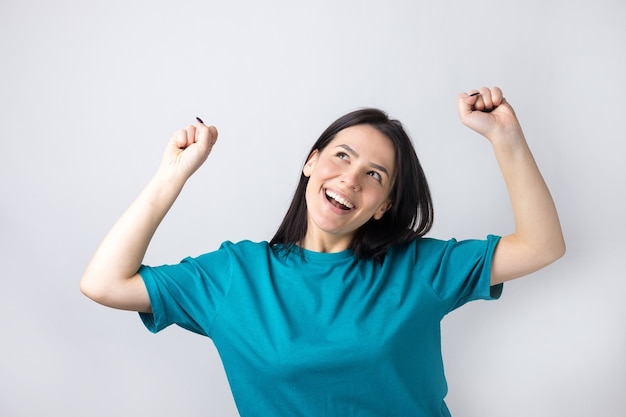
[302,150,319,177]
[373,199,392,220]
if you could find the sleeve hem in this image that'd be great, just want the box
[137,265,166,333]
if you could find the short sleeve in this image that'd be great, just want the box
[138,247,233,336]
[426,234,502,314]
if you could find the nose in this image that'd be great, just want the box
[341,169,361,191]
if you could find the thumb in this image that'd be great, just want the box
[195,118,219,148]
[457,91,480,123]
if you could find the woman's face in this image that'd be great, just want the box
[301,124,396,251]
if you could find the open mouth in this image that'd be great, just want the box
[325,189,354,210]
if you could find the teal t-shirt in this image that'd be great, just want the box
[139,235,502,417]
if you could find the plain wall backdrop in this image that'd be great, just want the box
[1,0,624,416]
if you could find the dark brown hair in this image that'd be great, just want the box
[270,108,433,261]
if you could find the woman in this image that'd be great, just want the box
[80,87,565,416]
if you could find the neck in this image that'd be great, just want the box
[299,230,353,253]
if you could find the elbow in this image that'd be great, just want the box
[79,271,149,312]
[80,271,114,306]
[80,273,103,303]
[540,235,566,267]
[517,233,566,273]
[555,237,567,260]
[552,229,567,261]
[554,237,567,262]
[531,221,566,267]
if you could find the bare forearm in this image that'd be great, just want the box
[86,174,184,275]
[80,173,185,299]
[492,130,565,271]
[458,88,565,283]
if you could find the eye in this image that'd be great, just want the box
[336,151,350,160]
[368,171,382,183]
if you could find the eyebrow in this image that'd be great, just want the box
[335,144,390,178]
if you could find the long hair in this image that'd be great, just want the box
[269,108,433,262]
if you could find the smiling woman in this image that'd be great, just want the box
[271,108,434,261]
[80,88,565,417]
[301,125,399,252]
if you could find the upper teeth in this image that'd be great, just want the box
[326,190,354,209]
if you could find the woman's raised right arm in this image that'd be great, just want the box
[80,120,218,313]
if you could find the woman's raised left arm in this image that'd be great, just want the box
[458,87,566,285]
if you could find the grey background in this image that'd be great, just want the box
[1,0,624,416]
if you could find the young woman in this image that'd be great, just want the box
[80,87,565,416]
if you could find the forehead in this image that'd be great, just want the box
[327,124,395,163]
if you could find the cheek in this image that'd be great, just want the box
[312,158,339,179]
[370,190,392,211]
[304,177,322,206]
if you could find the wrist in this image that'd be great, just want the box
[152,164,190,187]
[145,169,188,203]
[488,125,527,151]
